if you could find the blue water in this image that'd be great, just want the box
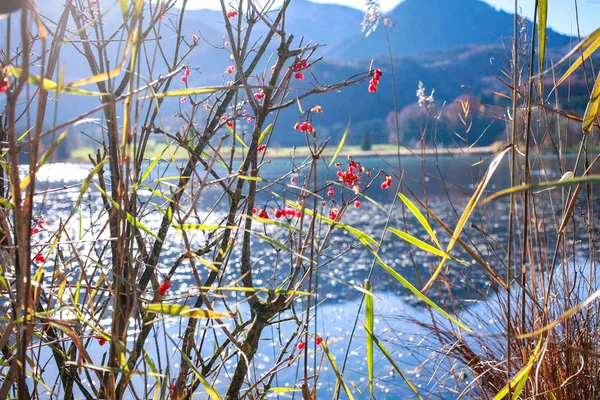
[20,152,599,398]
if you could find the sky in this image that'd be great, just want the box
[184,0,600,36]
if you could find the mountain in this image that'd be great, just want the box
[331,0,572,60]
[1,0,585,154]
[186,0,364,53]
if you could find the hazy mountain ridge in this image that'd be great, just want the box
[330,0,571,60]
[1,0,583,152]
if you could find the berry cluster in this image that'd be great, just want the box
[181,67,191,83]
[254,89,265,100]
[297,336,323,351]
[220,115,234,128]
[294,121,315,133]
[30,219,46,235]
[225,65,236,74]
[292,60,308,80]
[275,209,303,219]
[227,10,238,19]
[368,68,382,93]
[381,175,392,190]
[336,160,364,187]
[159,279,172,296]
[252,208,302,220]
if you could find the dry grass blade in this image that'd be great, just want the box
[398,192,442,249]
[65,28,136,88]
[409,193,507,289]
[328,121,350,167]
[583,73,600,133]
[143,304,232,319]
[516,289,600,340]
[365,281,374,398]
[554,27,600,87]
[480,174,600,205]
[9,66,106,96]
[322,340,355,400]
[422,146,511,292]
[537,0,547,96]
[388,227,462,262]
[492,339,545,400]
[258,123,274,144]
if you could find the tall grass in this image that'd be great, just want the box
[1,0,600,399]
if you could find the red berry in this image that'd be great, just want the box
[252,207,257,214]
[94,335,106,346]
[327,187,334,196]
[286,209,296,217]
[354,201,361,208]
[368,84,377,93]
[299,122,308,132]
[35,254,46,263]
[159,279,172,296]
[185,68,191,76]
[259,210,269,219]
[295,211,302,218]
[306,123,314,134]
[0,79,9,93]
[294,122,300,130]
[254,90,265,100]
[247,117,254,123]
[294,72,304,80]
[192,34,199,42]
[181,75,187,83]
[374,68,382,77]
[297,342,306,351]
[169,383,175,395]
[30,227,40,235]
[315,337,322,345]
[257,144,267,152]
[275,211,282,218]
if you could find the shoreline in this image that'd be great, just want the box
[259,145,496,159]
[67,145,496,162]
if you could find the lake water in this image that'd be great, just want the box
[21,152,600,398]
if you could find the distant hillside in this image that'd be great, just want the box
[1,0,586,153]
[331,0,572,60]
